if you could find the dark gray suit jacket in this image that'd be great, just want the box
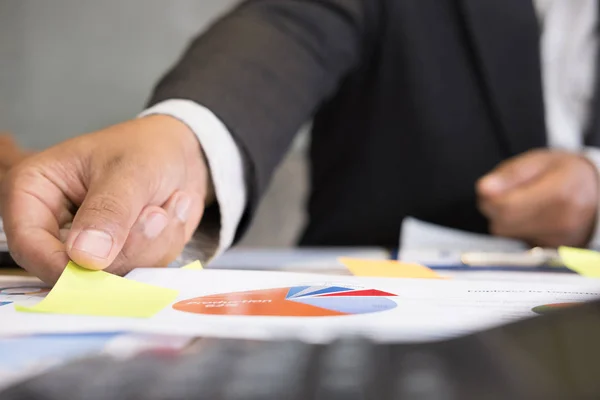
[149,0,600,247]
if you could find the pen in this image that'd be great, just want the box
[427,264,571,273]
[460,247,562,267]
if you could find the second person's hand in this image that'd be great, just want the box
[1,115,211,284]
[477,149,599,248]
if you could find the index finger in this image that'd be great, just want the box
[1,166,73,284]
[477,150,553,198]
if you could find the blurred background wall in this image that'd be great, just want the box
[0,0,307,247]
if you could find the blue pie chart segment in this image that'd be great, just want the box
[288,286,330,298]
[289,296,397,315]
[292,286,353,298]
[286,286,311,298]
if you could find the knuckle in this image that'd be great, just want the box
[93,152,135,182]
[101,153,127,173]
[3,163,30,189]
[95,153,162,198]
[571,194,589,212]
[81,195,131,226]
[2,164,46,205]
[550,190,593,236]
[574,181,596,208]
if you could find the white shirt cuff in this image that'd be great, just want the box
[139,99,247,260]
[582,147,600,249]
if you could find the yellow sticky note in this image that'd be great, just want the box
[15,261,179,318]
[181,260,204,270]
[339,258,445,279]
[558,247,600,278]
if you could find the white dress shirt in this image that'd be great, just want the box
[141,0,600,256]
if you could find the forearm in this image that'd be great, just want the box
[147,0,373,221]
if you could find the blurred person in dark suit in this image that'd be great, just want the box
[3,0,600,283]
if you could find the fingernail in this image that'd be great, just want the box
[175,194,191,223]
[72,229,113,259]
[143,212,168,238]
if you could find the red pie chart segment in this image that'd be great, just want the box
[172,286,398,317]
[293,286,355,298]
[288,286,331,298]
[290,297,397,315]
[317,289,396,297]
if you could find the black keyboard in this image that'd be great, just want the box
[3,298,600,400]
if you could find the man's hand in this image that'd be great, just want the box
[0,134,31,180]
[1,115,211,284]
[477,149,600,248]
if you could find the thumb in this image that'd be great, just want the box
[66,172,150,270]
[478,150,552,197]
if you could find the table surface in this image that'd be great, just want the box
[1,268,28,277]
[0,247,392,278]
[1,245,592,392]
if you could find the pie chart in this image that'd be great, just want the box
[0,286,50,307]
[173,285,398,317]
[532,302,580,315]
[0,287,49,296]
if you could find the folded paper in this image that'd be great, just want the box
[559,247,600,278]
[181,260,204,270]
[339,258,444,279]
[16,261,179,318]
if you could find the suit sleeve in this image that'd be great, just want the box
[147,0,374,239]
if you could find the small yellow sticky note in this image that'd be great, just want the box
[15,261,179,318]
[558,247,600,278]
[339,258,445,279]
[181,260,204,270]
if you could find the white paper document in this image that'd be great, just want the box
[0,219,7,252]
[1,269,599,343]
[400,217,527,253]
[206,247,390,271]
